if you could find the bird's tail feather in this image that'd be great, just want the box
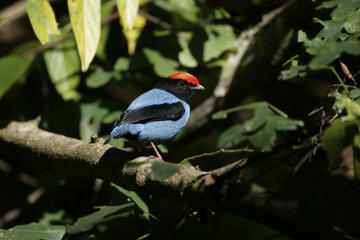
[104,136,111,145]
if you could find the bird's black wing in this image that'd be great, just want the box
[113,102,185,127]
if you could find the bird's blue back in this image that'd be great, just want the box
[110,89,190,144]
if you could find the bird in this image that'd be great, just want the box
[104,72,204,160]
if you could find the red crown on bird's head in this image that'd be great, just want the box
[167,72,200,86]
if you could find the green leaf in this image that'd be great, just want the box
[123,14,146,55]
[323,119,358,169]
[107,137,125,149]
[344,9,360,34]
[299,0,360,69]
[157,144,168,153]
[0,223,65,240]
[102,111,122,124]
[96,2,113,59]
[177,32,198,68]
[68,0,101,71]
[212,111,229,120]
[79,101,109,141]
[143,48,180,77]
[27,0,60,44]
[39,210,66,225]
[151,161,180,181]
[353,135,360,180]
[67,203,134,234]
[248,124,276,152]
[0,55,33,99]
[349,88,360,100]
[339,97,360,119]
[86,67,114,88]
[270,115,304,131]
[218,124,247,149]
[216,102,303,151]
[242,102,273,132]
[43,40,80,100]
[114,57,130,71]
[249,116,303,151]
[116,0,139,30]
[111,183,150,219]
[153,0,199,24]
[203,24,236,62]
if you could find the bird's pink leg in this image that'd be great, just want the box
[150,142,163,160]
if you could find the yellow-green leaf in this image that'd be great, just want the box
[68,0,101,72]
[122,14,146,55]
[116,0,139,30]
[27,0,60,44]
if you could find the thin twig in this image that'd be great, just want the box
[293,144,321,174]
[139,10,172,30]
[330,66,349,93]
[180,148,255,164]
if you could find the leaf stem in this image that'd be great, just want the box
[330,66,348,93]
[180,148,255,164]
[267,103,288,118]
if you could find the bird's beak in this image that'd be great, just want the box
[190,85,205,91]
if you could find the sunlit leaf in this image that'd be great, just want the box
[151,161,180,181]
[0,223,65,240]
[111,183,150,219]
[114,57,130,71]
[344,9,360,34]
[204,24,236,62]
[123,14,146,55]
[68,0,101,71]
[86,67,115,88]
[27,0,60,44]
[67,203,134,234]
[0,55,33,99]
[43,40,80,100]
[143,48,180,77]
[212,111,229,120]
[178,32,198,68]
[116,0,139,30]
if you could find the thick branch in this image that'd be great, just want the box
[1,121,358,238]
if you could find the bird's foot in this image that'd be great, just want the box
[150,142,164,160]
[149,155,163,161]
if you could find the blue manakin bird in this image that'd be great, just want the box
[104,72,204,160]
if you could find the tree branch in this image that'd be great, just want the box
[0,121,298,232]
[1,121,359,238]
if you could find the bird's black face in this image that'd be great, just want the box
[155,79,203,103]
